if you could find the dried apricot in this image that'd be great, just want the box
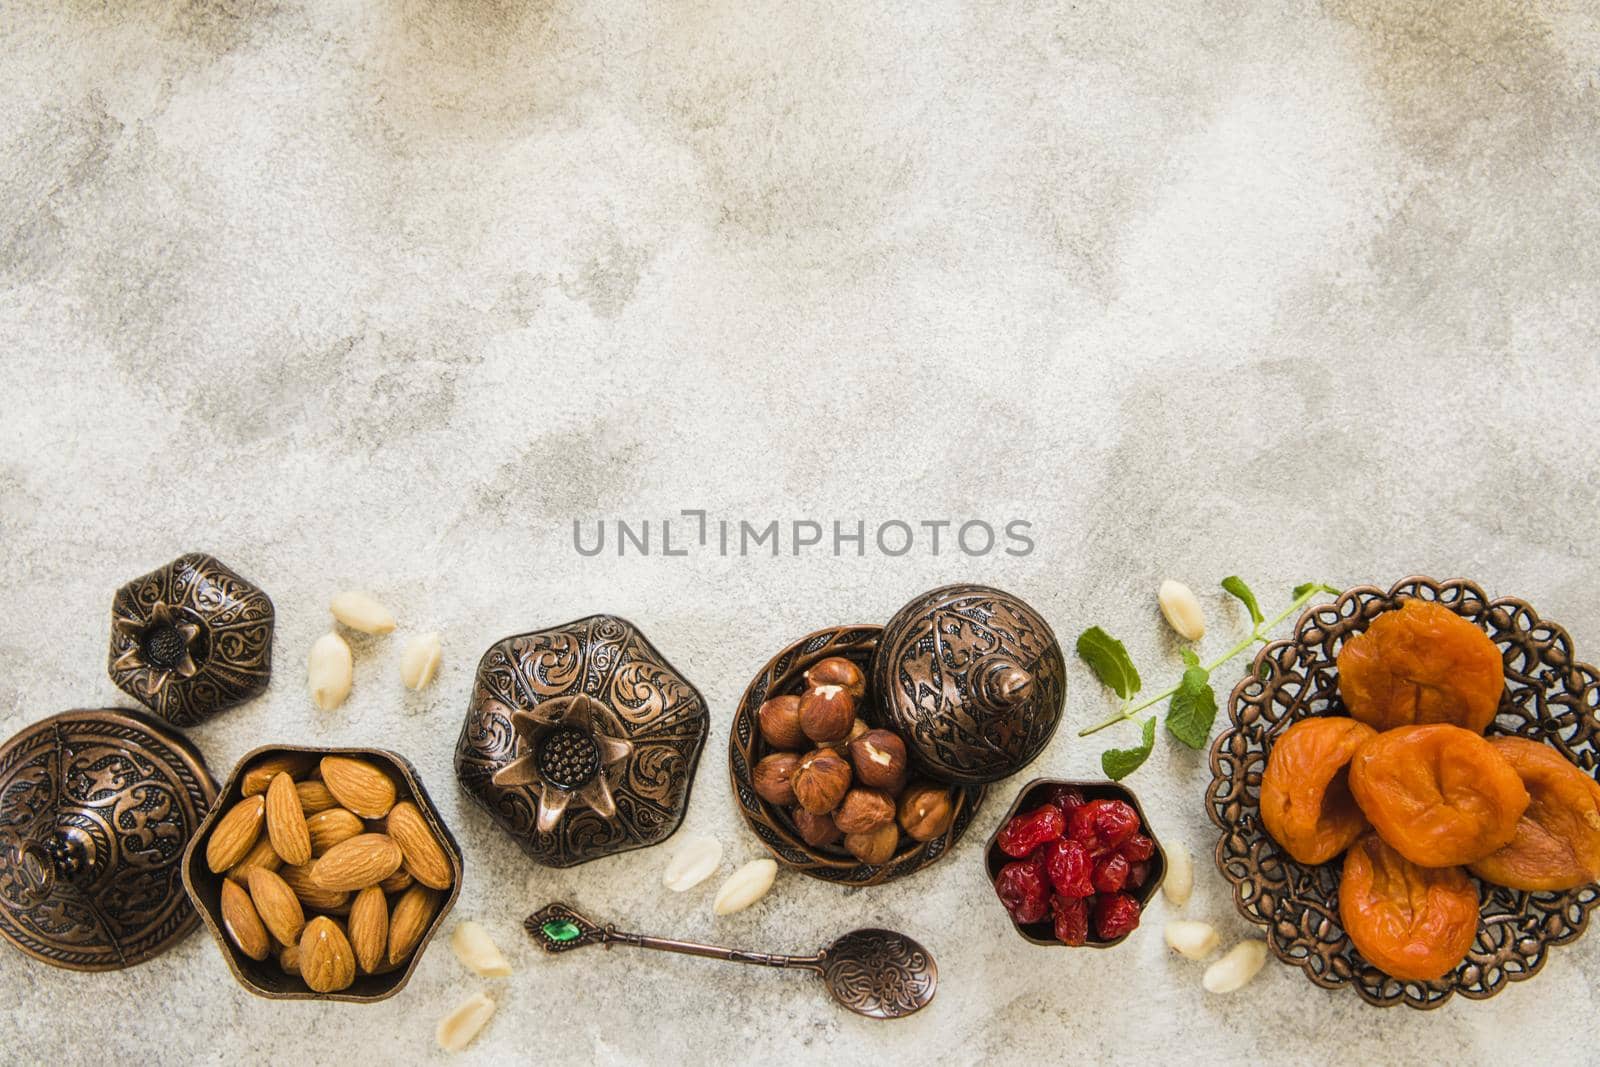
[1339,834,1478,981]
[1337,599,1504,734]
[1348,724,1528,866]
[1469,738,1600,891]
[1259,717,1376,865]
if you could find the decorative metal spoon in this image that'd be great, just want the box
[526,902,937,1020]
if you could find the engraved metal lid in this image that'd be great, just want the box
[0,708,217,970]
[872,584,1066,785]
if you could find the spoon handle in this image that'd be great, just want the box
[604,928,824,972]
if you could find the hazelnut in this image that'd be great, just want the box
[799,685,857,743]
[757,695,806,751]
[804,657,866,699]
[898,783,956,842]
[844,822,899,865]
[834,788,896,834]
[792,749,852,814]
[848,729,909,792]
[752,753,799,806]
[791,808,842,848]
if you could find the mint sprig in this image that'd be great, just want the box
[1076,579,1340,777]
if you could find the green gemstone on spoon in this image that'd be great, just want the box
[542,919,582,943]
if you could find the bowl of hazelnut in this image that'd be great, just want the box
[729,625,986,886]
[984,778,1166,948]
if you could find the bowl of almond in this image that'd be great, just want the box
[181,745,462,1002]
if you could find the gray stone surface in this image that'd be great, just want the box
[3,0,1599,1063]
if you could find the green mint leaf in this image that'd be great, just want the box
[1076,627,1142,699]
[1220,575,1263,626]
[1102,717,1156,780]
[1180,647,1201,669]
[1292,581,1342,600]
[1165,663,1217,749]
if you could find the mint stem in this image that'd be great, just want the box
[1077,585,1329,738]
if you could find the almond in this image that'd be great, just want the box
[1162,840,1194,907]
[387,885,440,966]
[299,915,356,993]
[399,631,442,690]
[330,590,396,634]
[308,631,354,710]
[1159,579,1206,641]
[386,801,453,890]
[311,833,403,892]
[306,807,364,855]
[380,868,414,894]
[347,885,389,974]
[436,992,496,1052]
[280,863,352,912]
[278,941,301,975]
[1203,939,1268,994]
[224,836,282,885]
[265,772,313,866]
[220,878,271,961]
[450,921,511,977]
[241,753,314,796]
[320,756,396,819]
[206,795,266,873]
[296,779,338,814]
[246,866,306,947]
[712,858,777,916]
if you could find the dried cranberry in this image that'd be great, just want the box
[1127,861,1150,888]
[1045,785,1087,816]
[994,858,1050,924]
[1093,892,1142,940]
[1068,799,1141,852]
[997,804,1066,858]
[1051,894,1089,946]
[1043,838,1094,898]
[1092,853,1130,893]
[1119,833,1155,862]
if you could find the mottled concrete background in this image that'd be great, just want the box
[3,0,1599,1063]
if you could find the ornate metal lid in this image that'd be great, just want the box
[0,708,217,970]
[455,615,709,868]
[108,552,275,727]
[872,585,1066,785]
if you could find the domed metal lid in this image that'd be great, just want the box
[872,585,1066,785]
[0,708,217,970]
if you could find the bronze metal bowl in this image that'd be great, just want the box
[729,625,985,886]
[982,778,1167,948]
[181,745,463,1003]
[1206,575,1600,1009]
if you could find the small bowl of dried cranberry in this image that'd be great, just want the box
[984,778,1167,948]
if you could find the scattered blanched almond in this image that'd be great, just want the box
[712,858,777,916]
[1164,920,1220,960]
[1159,580,1206,641]
[330,590,397,634]
[400,631,443,690]
[1203,939,1268,993]
[308,632,354,710]
[437,992,496,1052]
[1162,839,1194,907]
[451,921,512,977]
[662,834,722,893]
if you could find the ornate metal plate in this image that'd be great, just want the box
[0,708,217,970]
[730,625,984,886]
[874,584,1066,784]
[456,615,709,868]
[108,552,275,727]
[1207,576,1600,1009]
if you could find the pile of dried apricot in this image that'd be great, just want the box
[1256,597,1600,983]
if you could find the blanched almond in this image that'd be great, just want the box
[662,834,721,892]
[1203,939,1268,993]
[206,795,265,874]
[300,915,356,993]
[330,590,396,634]
[450,921,511,977]
[220,878,270,961]
[311,833,403,892]
[437,992,496,1052]
[1164,920,1220,960]
[265,772,312,866]
[308,632,354,710]
[387,885,440,966]
[712,858,777,916]
[320,756,396,818]
[1163,840,1195,907]
[386,800,453,890]
[246,866,306,947]
[348,885,389,974]
[1159,579,1206,641]
[400,631,442,690]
